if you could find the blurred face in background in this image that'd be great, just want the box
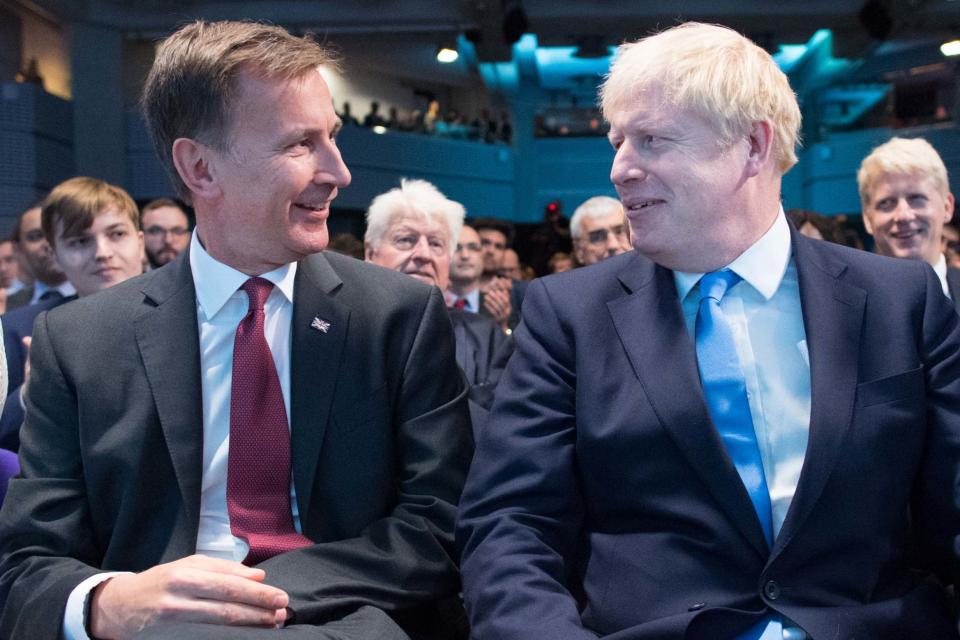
[366,210,451,290]
[478,228,507,274]
[0,241,19,288]
[451,226,483,287]
[52,209,144,297]
[574,209,632,266]
[862,172,954,266]
[18,206,66,285]
[142,205,190,268]
[499,249,522,280]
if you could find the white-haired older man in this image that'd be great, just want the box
[857,136,959,307]
[365,180,508,413]
[569,195,632,266]
[459,22,960,640]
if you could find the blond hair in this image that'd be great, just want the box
[142,20,337,201]
[857,137,950,205]
[600,22,801,174]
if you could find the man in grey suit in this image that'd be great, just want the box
[0,20,470,640]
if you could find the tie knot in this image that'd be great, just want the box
[240,277,274,311]
[39,290,64,302]
[698,270,741,303]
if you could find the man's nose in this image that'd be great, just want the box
[314,143,352,189]
[611,141,647,187]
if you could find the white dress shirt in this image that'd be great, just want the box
[933,254,950,299]
[64,232,300,639]
[675,211,811,640]
[675,210,811,538]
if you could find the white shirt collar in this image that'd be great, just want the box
[189,230,297,319]
[674,208,791,302]
[933,253,950,297]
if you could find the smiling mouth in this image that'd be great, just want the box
[890,229,922,241]
[624,199,664,213]
[293,202,329,212]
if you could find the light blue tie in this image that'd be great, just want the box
[696,271,781,640]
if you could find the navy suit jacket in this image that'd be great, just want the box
[0,294,74,451]
[458,231,960,639]
[946,266,960,313]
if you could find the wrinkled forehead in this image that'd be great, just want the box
[387,208,449,238]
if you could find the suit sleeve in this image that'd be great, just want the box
[0,310,104,639]
[257,287,473,634]
[910,264,960,588]
[457,278,600,640]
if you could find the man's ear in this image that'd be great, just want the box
[942,192,955,223]
[862,208,875,235]
[744,121,774,178]
[364,243,375,262]
[171,138,219,200]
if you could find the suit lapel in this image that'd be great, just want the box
[772,233,865,556]
[289,253,350,530]
[607,253,770,557]
[134,255,204,543]
[946,267,960,311]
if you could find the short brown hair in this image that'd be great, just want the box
[141,20,338,201]
[41,177,139,247]
[141,197,186,217]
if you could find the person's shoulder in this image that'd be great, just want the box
[312,251,437,310]
[45,270,155,328]
[539,249,647,295]
[797,234,926,281]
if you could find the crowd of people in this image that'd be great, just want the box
[340,100,512,144]
[1,17,960,640]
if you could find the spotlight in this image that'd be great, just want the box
[437,46,459,63]
[942,39,960,56]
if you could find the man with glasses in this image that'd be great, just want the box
[570,195,633,267]
[140,198,191,269]
[448,226,484,313]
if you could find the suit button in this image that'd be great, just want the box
[763,580,780,601]
[688,602,706,611]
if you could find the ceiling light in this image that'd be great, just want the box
[437,46,459,63]
[941,39,960,56]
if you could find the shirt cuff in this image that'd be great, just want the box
[63,572,132,640]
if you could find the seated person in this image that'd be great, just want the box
[365,179,509,432]
[0,176,144,451]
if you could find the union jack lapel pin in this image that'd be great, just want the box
[311,317,331,333]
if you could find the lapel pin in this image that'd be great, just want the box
[311,317,331,333]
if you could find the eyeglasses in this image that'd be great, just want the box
[480,238,506,251]
[145,226,190,238]
[586,225,628,245]
[456,242,482,253]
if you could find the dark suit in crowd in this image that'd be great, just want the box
[0,246,471,640]
[0,293,74,451]
[458,236,960,639]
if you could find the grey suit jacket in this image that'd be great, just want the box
[0,250,472,639]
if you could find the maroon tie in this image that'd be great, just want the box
[227,277,311,565]
[453,298,467,311]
